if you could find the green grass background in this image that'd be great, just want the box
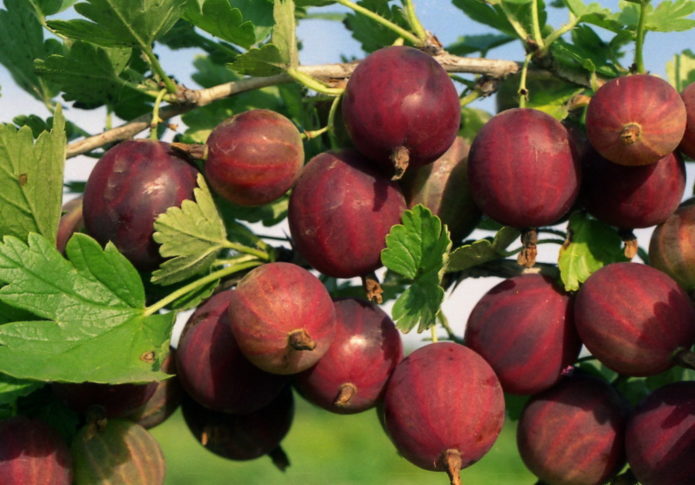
[150,391,535,485]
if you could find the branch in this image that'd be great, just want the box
[66,56,520,159]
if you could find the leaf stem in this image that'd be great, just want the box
[437,312,463,344]
[144,261,262,316]
[335,0,422,46]
[287,68,344,96]
[518,53,533,108]
[143,47,178,94]
[222,241,271,261]
[327,93,342,150]
[302,125,330,140]
[149,88,168,140]
[530,0,545,50]
[402,0,428,43]
[541,13,579,54]
[633,1,649,73]
[460,89,482,108]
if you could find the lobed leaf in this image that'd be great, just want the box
[0,106,65,243]
[381,205,451,281]
[35,41,135,109]
[343,0,409,53]
[152,174,229,286]
[229,43,286,76]
[446,227,520,273]
[0,233,171,383]
[558,212,628,292]
[183,0,260,49]
[381,205,451,333]
[0,374,43,407]
[0,0,61,103]
[48,0,187,48]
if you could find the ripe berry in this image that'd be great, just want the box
[517,372,629,485]
[468,108,580,228]
[82,139,199,271]
[294,298,403,414]
[465,274,581,395]
[205,109,304,206]
[228,262,336,374]
[574,262,695,376]
[342,45,461,177]
[288,149,406,278]
[382,342,504,485]
[586,74,687,166]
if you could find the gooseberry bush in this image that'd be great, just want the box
[1,0,695,484]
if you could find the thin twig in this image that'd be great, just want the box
[66,56,520,158]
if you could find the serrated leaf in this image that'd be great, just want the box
[35,41,135,109]
[34,0,79,15]
[447,33,515,56]
[381,205,451,280]
[452,0,516,35]
[271,0,298,67]
[229,43,286,76]
[0,0,61,103]
[183,0,264,49]
[563,0,619,30]
[0,233,171,383]
[667,49,695,92]
[644,0,695,32]
[558,212,628,291]
[446,226,520,272]
[47,0,187,48]
[0,105,65,242]
[391,273,445,333]
[152,174,228,285]
[381,205,451,333]
[343,0,410,52]
[0,374,42,406]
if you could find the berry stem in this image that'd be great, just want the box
[149,89,168,140]
[327,93,342,150]
[517,54,533,108]
[633,0,649,74]
[335,0,423,46]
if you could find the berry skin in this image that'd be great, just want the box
[205,109,304,206]
[342,45,461,176]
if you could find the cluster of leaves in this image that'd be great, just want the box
[1,0,695,420]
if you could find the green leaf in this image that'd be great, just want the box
[229,43,286,76]
[447,33,515,56]
[381,205,451,333]
[558,212,628,292]
[459,108,492,144]
[643,0,695,32]
[35,41,135,109]
[48,0,187,48]
[667,49,695,92]
[0,233,171,383]
[0,374,42,406]
[446,227,520,273]
[183,0,266,49]
[343,0,409,53]
[452,0,516,35]
[271,0,298,68]
[563,0,618,29]
[217,194,289,228]
[0,0,61,103]
[34,0,79,16]
[152,175,228,286]
[381,205,451,281]
[0,105,65,243]
[391,273,445,333]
